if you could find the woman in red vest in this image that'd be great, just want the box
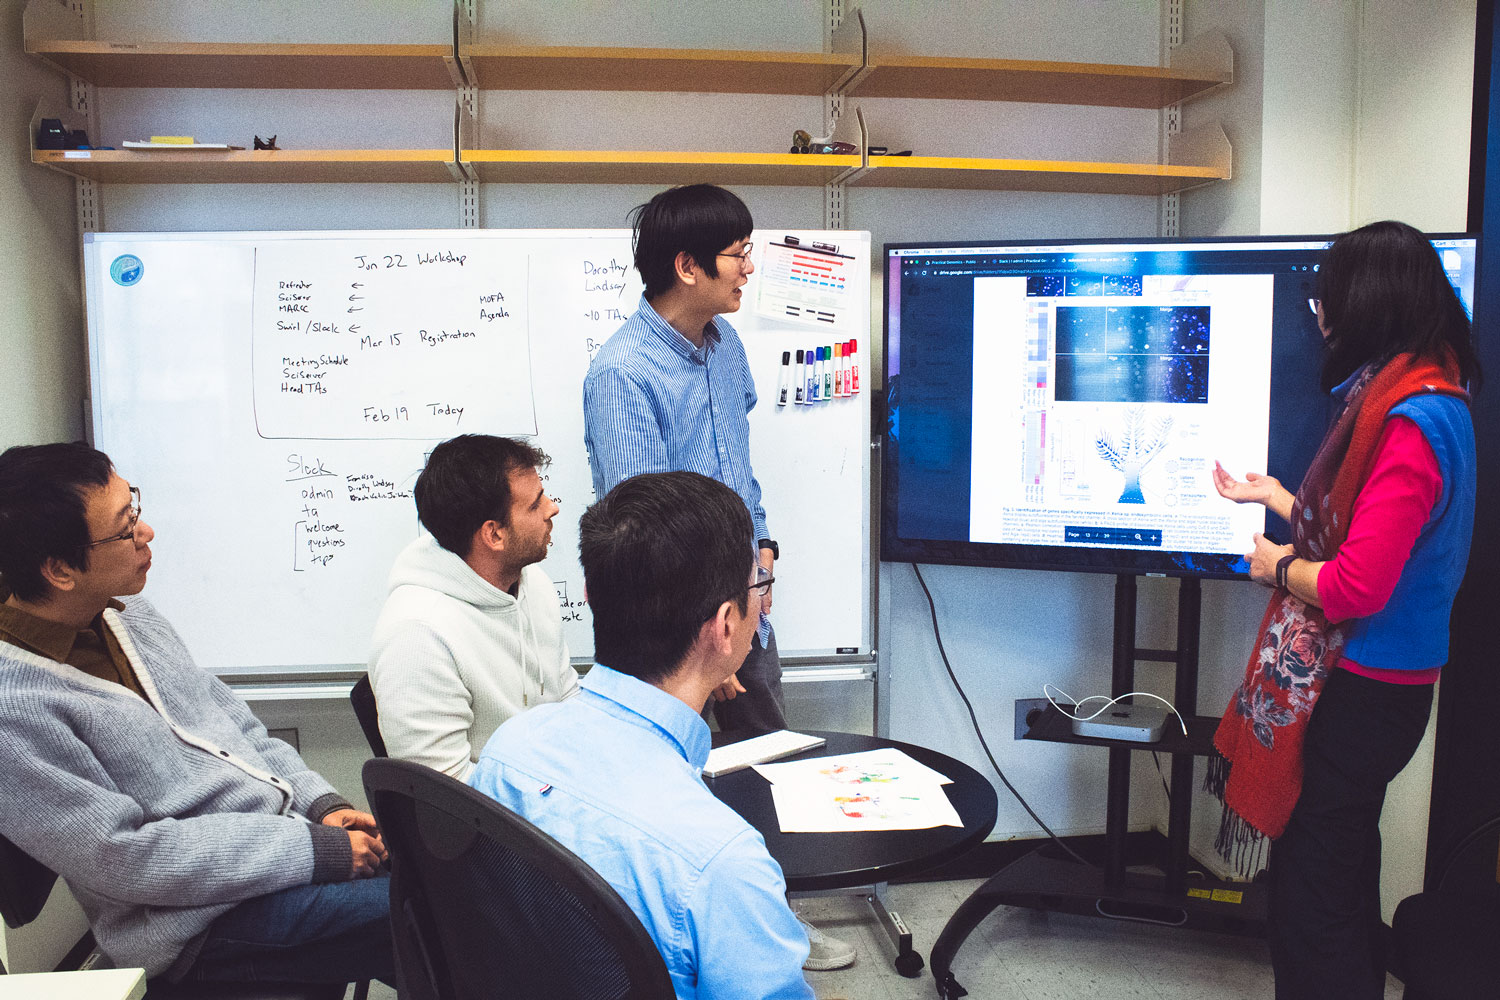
[1211,220,1480,1000]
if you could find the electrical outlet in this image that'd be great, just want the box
[1014,698,1050,739]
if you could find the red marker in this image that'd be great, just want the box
[848,339,860,394]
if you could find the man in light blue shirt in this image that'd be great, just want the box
[582,184,785,736]
[469,471,814,1000]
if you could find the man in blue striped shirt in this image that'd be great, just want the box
[582,186,857,974]
[583,184,784,736]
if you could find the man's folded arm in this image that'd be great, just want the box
[0,734,352,908]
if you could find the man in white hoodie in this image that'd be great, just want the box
[369,434,579,780]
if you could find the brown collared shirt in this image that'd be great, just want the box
[0,587,145,698]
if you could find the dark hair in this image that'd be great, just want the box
[0,442,115,602]
[1317,220,1482,391]
[414,435,550,558]
[579,471,754,683]
[630,184,754,300]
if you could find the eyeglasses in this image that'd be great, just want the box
[86,487,142,547]
[1307,298,1321,315]
[716,242,754,264]
[750,574,775,601]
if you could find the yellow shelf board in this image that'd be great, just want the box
[849,155,1229,195]
[25,41,457,89]
[462,150,860,186]
[851,55,1231,108]
[33,149,458,183]
[460,44,861,94]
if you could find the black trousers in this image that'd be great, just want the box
[1269,668,1434,1000]
[711,626,787,735]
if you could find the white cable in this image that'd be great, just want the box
[1043,684,1189,736]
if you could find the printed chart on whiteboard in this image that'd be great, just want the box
[756,236,856,332]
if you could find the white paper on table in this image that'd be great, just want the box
[752,747,952,788]
[767,779,963,832]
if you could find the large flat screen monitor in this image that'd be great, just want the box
[882,234,1478,578]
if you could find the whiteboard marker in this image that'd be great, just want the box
[794,349,806,404]
[810,347,823,401]
[823,344,834,400]
[849,339,860,394]
[776,351,791,406]
[833,342,845,396]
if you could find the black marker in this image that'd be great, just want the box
[794,349,806,404]
[776,351,791,406]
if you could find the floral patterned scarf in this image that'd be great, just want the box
[1205,351,1466,876]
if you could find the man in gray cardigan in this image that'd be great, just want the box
[0,443,394,987]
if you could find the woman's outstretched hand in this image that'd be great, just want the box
[1213,462,1294,522]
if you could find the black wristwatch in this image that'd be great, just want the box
[758,538,779,560]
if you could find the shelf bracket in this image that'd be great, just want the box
[452,1,479,226]
[1159,0,1183,238]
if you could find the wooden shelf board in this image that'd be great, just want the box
[848,154,1227,195]
[33,149,457,183]
[463,150,859,186]
[460,45,861,94]
[25,41,456,89]
[851,56,1230,108]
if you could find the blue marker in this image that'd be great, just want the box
[810,347,823,401]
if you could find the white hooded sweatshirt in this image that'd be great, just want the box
[368,535,579,780]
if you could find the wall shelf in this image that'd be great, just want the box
[460,150,858,187]
[23,40,461,89]
[846,154,1226,196]
[458,44,862,95]
[32,149,461,184]
[851,43,1231,108]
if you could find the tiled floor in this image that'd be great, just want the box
[355,877,1406,999]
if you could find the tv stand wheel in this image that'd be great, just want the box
[895,949,924,978]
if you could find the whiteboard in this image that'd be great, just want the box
[84,228,872,674]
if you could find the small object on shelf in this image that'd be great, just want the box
[122,140,245,150]
[36,118,67,150]
[67,129,91,149]
[254,134,281,151]
[789,129,856,155]
[868,146,913,156]
[149,135,195,144]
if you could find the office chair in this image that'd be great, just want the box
[0,829,365,999]
[363,757,674,1000]
[350,673,388,758]
[1391,810,1500,999]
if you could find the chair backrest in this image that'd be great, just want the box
[362,758,674,1000]
[0,830,60,930]
[349,674,388,758]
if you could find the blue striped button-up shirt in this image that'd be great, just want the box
[469,664,813,1000]
[583,296,769,542]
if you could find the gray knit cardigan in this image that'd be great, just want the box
[0,596,354,978]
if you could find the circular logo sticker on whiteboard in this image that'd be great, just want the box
[110,254,144,286]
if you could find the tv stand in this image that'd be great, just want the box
[929,574,1266,1000]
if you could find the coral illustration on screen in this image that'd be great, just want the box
[1096,407,1174,503]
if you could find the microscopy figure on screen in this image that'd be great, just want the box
[1096,407,1174,503]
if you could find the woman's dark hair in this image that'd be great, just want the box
[580,471,753,683]
[414,434,550,557]
[1316,220,1481,391]
[0,442,115,602]
[630,184,754,300]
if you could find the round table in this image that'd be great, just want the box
[705,730,998,977]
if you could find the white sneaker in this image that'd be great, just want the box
[797,914,856,971]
